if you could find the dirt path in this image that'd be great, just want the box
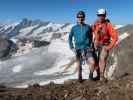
[0,77,133,100]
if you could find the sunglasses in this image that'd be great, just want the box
[97,14,105,17]
[77,16,85,18]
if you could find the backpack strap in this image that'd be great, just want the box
[105,19,111,35]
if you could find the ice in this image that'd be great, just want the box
[19,25,39,36]
[114,25,125,29]
[12,65,23,73]
[117,32,129,43]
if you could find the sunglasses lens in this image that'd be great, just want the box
[77,16,84,18]
[97,14,105,17]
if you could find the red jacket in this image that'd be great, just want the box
[92,20,118,49]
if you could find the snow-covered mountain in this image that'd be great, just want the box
[0,18,72,41]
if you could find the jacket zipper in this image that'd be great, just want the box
[80,24,83,45]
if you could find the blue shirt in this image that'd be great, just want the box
[68,23,92,49]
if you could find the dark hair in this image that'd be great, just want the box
[77,11,85,18]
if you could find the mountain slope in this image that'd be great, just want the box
[0,18,72,41]
[111,25,133,78]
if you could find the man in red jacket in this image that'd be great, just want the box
[92,9,118,81]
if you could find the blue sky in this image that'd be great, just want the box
[0,0,132,24]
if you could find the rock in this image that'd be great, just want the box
[72,96,87,100]
[0,37,13,59]
[33,40,50,47]
[112,25,133,78]
[51,33,62,40]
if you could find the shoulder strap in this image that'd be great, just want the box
[105,19,111,34]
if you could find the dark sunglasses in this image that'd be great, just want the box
[77,16,85,18]
[97,14,106,17]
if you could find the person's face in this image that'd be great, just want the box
[97,14,106,22]
[77,15,85,24]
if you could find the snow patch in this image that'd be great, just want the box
[3,22,19,30]
[117,32,129,43]
[33,59,71,76]
[32,26,49,34]
[15,85,28,88]
[19,25,38,36]
[107,53,118,79]
[115,25,125,29]
[12,65,23,73]
[59,24,73,33]
[48,39,74,57]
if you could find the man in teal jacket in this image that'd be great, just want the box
[69,11,95,81]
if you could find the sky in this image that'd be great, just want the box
[0,0,132,24]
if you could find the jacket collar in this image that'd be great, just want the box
[77,23,86,26]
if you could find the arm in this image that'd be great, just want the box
[89,26,93,47]
[91,24,95,42]
[106,23,118,49]
[91,24,98,49]
[68,27,74,49]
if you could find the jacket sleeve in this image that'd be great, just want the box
[106,23,118,49]
[68,27,74,49]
